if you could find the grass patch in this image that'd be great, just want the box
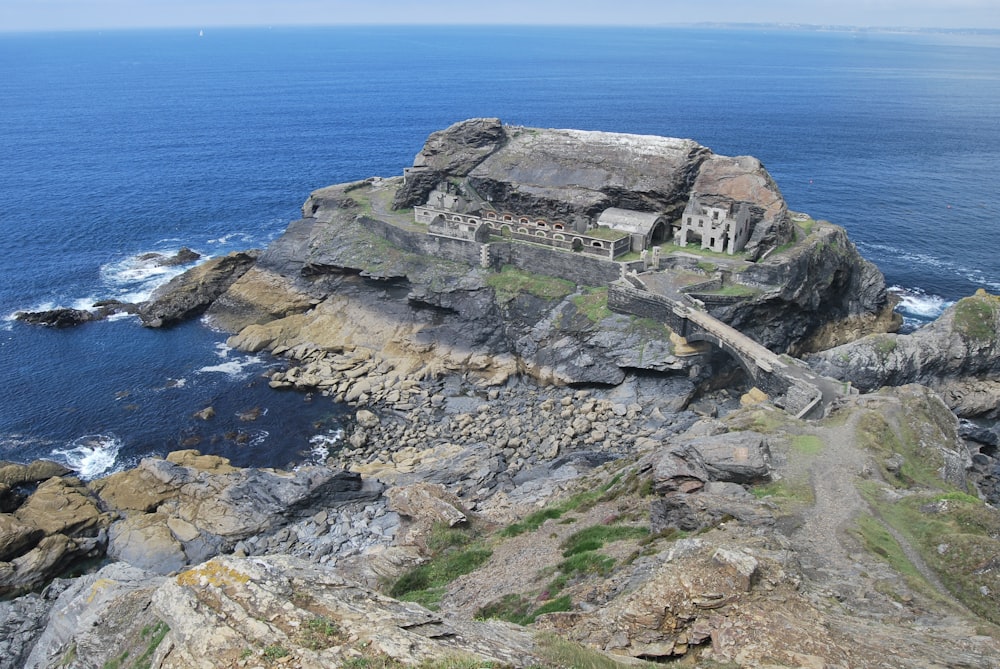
[866,491,1000,623]
[749,479,814,507]
[535,632,658,668]
[475,593,573,626]
[953,293,998,343]
[547,551,616,594]
[560,525,649,557]
[855,411,948,490]
[874,335,898,357]
[854,513,924,582]
[662,241,748,260]
[486,265,575,303]
[700,283,760,297]
[298,616,342,651]
[585,225,629,241]
[389,522,491,610]
[791,434,824,455]
[134,621,169,669]
[343,651,507,669]
[572,287,612,323]
[501,485,616,538]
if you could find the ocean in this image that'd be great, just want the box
[1,26,998,478]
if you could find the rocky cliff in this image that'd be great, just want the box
[808,289,1000,418]
[203,119,894,399]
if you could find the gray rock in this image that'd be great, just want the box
[139,250,259,327]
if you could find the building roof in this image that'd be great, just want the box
[596,208,666,236]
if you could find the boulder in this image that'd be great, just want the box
[386,483,468,528]
[0,533,106,599]
[0,461,72,488]
[0,585,65,669]
[97,451,383,573]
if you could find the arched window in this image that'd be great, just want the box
[553,234,565,241]
[591,241,604,248]
[535,230,546,237]
[517,227,528,235]
[553,223,564,231]
[536,221,546,227]
[486,212,497,220]
[503,214,513,222]
[452,215,462,222]
[519,217,529,224]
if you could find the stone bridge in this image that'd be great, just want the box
[607,280,840,418]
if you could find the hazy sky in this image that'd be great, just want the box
[2,0,999,32]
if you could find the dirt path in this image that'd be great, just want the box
[789,406,954,605]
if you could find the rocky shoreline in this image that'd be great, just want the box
[4,121,1000,668]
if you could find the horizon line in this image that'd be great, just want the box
[2,21,1000,36]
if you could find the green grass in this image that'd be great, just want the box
[863,491,1000,623]
[547,551,617,594]
[953,293,998,342]
[571,287,612,323]
[701,284,761,298]
[749,479,814,507]
[535,633,659,668]
[299,616,342,651]
[662,241,748,260]
[560,525,649,557]
[585,225,629,241]
[500,486,615,538]
[855,411,952,490]
[263,645,289,660]
[475,593,573,626]
[134,622,169,669]
[873,335,898,357]
[791,434,824,456]
[389,523,492,609]
[486,265,575,303]
[794,217,817,235]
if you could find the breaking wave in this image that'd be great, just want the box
[51,434,123,480]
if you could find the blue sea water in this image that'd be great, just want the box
[1,26,998,477]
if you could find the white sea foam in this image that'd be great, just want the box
[305,428,343,466]
[196,343,263,379]
[99,248,207,303]
[51,434,123,480]
[245,429,270,449]
[890,285,952,320]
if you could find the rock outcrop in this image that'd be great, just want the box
[92,450,383,574]
[139,250,259,327]
[0,477,109,599]
[807,290,1000,417]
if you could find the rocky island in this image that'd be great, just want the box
[3,119,1000,668]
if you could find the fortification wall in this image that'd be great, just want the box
[489,242,622,287]
[358,217,482,266]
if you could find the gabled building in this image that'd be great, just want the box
[677,194,755,255]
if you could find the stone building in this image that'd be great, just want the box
[596,208,671,252]
[677,194,755,255]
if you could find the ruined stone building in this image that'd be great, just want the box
[677,194,756,255]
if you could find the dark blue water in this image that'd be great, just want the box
[1,26,998,476]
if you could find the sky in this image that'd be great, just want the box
[2,0,999,32]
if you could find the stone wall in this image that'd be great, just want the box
[489,242,622,287]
